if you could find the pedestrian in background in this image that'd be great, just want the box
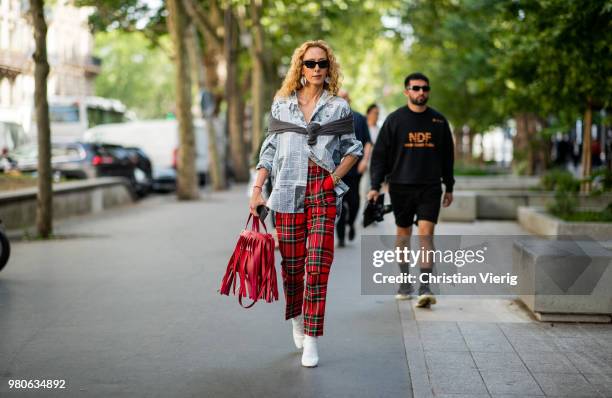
[249,40,362,368]
[366,103,380,144]
[336,89,372,247]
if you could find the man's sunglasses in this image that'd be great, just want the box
[407,85,431,92]
[303,60,330,69]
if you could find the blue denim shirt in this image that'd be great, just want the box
[256,90,363,214]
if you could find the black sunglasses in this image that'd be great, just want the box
[407,85,431,92]
[303,59,330,69]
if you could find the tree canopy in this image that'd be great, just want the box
[80,0,612,178]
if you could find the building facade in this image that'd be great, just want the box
[0,0,99,135]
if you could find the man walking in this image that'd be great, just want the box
[367,73,454,307]
[337,89,372,247]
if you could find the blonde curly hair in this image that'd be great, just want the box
[275,40,342,99]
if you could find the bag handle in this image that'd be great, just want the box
[245,214,268,233]
[237,232,273,309]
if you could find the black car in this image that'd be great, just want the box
[9,142,153,196]
[124,146,153,197]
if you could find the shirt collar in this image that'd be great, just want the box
[289,89,332,125]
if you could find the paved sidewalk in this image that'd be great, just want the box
[400,305,612,398]
[369,214,612,397]
[0,186,410,397]
[1,185,610,397]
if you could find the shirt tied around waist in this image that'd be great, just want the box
[267,113,354,146]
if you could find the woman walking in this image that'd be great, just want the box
[249,40,362,368]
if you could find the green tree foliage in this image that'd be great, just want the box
[494,0,612,116]
[259,0,401,113]
[81,0,610,178]
[398,0,507,134]
[76,0,167,43]
[93,31,175,119]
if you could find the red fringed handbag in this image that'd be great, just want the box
[219,214,278,308]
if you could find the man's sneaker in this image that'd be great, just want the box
[416,284,437,308]
[395,283,414,300]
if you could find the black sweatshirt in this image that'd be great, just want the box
[370,105,455,192]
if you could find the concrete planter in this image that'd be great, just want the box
[0,178,135,231]
[440,191,612,222]
[454,175,540,190]
[439,191,477,222]
[513,238,612,322]
[518,206,612,240]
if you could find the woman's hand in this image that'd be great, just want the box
[249,188,267,216]
[249,168,270,216]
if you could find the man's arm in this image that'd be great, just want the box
[370,117,391,191]
[358,113,372,174]
[440,120,455,207]
[441,120,455,193]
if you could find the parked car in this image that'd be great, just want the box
[0,219,10,272]
[125,146,153,196]
[83,118,226,192]
[9,142,153,195]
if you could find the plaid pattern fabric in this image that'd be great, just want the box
[275,162,336,337]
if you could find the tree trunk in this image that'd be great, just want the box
[31,0,52,238]
[513,113,527,174]
[185,26,203,117]
[224,6,249,182]
[581,101,593,193]
[478,133,485,165]
[182,0,224,115]
[526,115,536,175]
[467,128,475,164]
[185,26,225,191]
[167,0,198,200]
[513,113,538,175]
[249,0,265,162]
[453,125,465,163]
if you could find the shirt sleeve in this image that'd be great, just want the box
[359,114,372,144]
[338,100,363,158]
[441,120,455,193]
[370,116,392,191]
[255,132,278,172]
[255,100,279,172]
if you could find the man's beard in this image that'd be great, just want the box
[410,96,428,106]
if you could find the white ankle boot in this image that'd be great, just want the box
[291,316,305,349]
[301,335,319,367]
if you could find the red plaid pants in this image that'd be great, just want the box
[275,162,336,337]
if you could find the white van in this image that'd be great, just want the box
[0,121,29,152]
[83,118,225,191]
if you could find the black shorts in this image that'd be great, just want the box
[388,183,443,227]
